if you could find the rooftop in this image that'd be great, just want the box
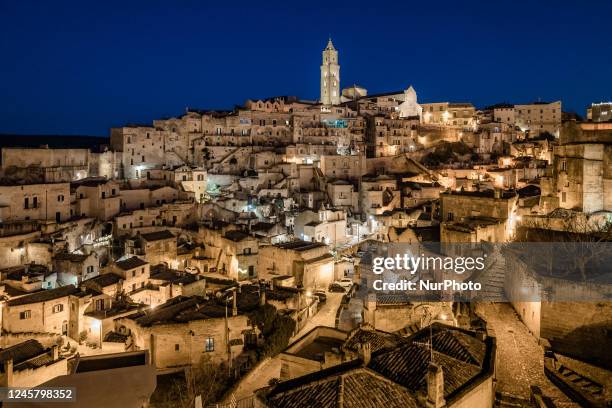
[274,240,327,251]
[140,230,175,242]
[115,256,148,271]
[83,273,123,287]
[126,289,262,327]
[53,252,90,263]
[0,339,56,373]
[7,285,80,306]
[224,230,251,242]
[264,324,493,408]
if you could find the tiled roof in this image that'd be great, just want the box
[264,324,493,407]
[0,339,45,371]
[128,290,261,327]
[7,285,79,306]
[267,368,418,408]
[115,256,148,271]
[343,327,402,354]
[368,343,480,395]
[84,273,122,287]
[224,230,250,242]
[375,293,411,305]
[140,230,175,242]
[274,240,327,251]
[14,353,55,372]
[53,252,89,262]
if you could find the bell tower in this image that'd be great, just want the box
[320,38,340,106]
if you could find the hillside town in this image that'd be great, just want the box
[0,39,610,408]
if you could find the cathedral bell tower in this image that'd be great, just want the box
[320,38,340,106]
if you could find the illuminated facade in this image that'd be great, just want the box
[320,38,340,106]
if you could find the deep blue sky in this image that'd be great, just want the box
[1,0,611,136]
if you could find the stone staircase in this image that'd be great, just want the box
[544,355,606,408]
[495,392,534,408]
[474,255,507,302]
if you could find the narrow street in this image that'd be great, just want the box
[290,292,343,342]
[476,302,577,407]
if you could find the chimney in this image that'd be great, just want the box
[232,292,238,317]
[149,334,157,367]
[358,342,371,365]
[363,293,376,326]
[259,284,266,306]
[425,362,446,408]
[3,359,13,387]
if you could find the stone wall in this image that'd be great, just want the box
[505,251,612,367]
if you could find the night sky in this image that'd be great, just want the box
[1,0,611,136]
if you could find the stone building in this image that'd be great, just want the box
[493,101,562,138]
[320,155,366,181]
[586,101,612,122]
[1,285,83,337]
[71,177,121,221]
[421,102,476,130]
[111,256,150,294]
[294,208,348,246]
[115,292,260,369]
[126,230,178,268]
[365,115,420,158]
[53,252,99,285]
[0,182,70,223]
[440,189,518,242]
[258,240,333,289]
[359,175,400,216]
[539,121,612,214]
[197,225,259,280]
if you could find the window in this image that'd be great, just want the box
[20,310,31,319]
[57,195,65,202]
[24,197,29,209]
[205,337,214,352]
[52,304,63,313]
[175,344,180,351]
[87,265,94,274]
[447,212,454,221]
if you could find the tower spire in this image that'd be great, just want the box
[320,39,340,105]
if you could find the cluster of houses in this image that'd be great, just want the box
[0,40,610,408]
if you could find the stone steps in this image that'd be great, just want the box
[495,392,534,408]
